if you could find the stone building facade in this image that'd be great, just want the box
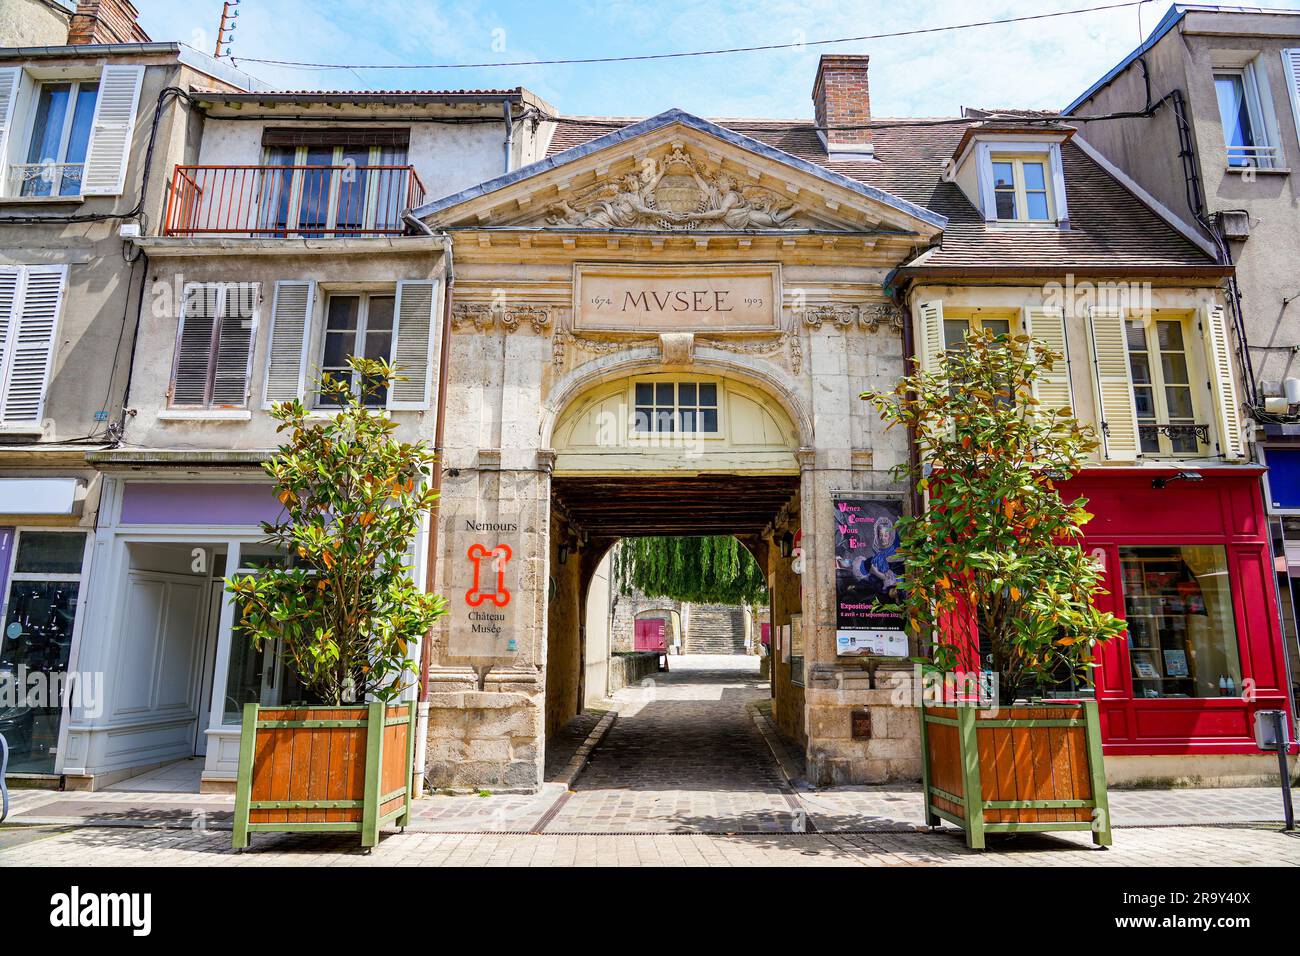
[1,32,1286,795]
[412,52,1279,790]
[0,6,259,782]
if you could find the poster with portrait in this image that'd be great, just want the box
[833,494,908,658]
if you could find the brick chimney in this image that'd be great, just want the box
[812,54,873,159]
[67,0,152,45]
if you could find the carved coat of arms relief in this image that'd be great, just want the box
[544,146,805,231]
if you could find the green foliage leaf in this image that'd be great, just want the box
[225,356,447,706]
[612,535,768,607]
[862,328,1124,698]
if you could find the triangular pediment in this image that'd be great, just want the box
[414,109,946,236]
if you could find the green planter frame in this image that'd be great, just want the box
[231,700,416,850]
[920,698,1111,851]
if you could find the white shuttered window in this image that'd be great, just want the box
[0,67,22,194]
[389,279,437,409]
[1281,50,1300,151]
[81,64,144,196]
[171,283,258,408]
[0,265,68,428]
[262,280,316,406]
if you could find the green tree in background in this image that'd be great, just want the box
[614,536,768,606]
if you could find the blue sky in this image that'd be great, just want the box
[134,1,1300,118]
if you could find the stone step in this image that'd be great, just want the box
[686,604,747,654]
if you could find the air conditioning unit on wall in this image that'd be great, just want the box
[1212,210,1251,241]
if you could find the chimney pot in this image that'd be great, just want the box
[813,54,873,159]
[67,0,151,46]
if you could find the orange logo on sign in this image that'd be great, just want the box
[465,543,512,607]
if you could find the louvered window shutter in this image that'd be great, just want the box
[1086,306,1140,462]
[1283,50,1300,150]
[173,284,257,408]
[172,284,218,406]
[211,284,257,407]
[0,68,20,194]
[1,266,67,425]
[915,300,945,378]
[388,280,438,409]
[0,270,16,393]
[82,64,144,196]
[1201,304,1245,460]
[1022,307,1073,415]
[263,281,315,407]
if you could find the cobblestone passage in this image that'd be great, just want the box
[543,655,799,833]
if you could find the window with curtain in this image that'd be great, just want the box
[1214,66,1276,169]
[257,133,411,236]
[20,81,98,197]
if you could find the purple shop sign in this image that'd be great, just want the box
[120,483,286,527]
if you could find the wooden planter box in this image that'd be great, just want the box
[920,699,1111,850]
[231,701,416,850]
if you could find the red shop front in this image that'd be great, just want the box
[1060,467,1294,756]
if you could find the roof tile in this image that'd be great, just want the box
[544,115,1213,271]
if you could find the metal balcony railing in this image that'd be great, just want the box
[1137,421,1209,455]
[1226,144,1279,168]
[1138,422,1209,444]
[8,162,84,197]
[163,164,426,237]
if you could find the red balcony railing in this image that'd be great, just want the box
[164,164,426,237]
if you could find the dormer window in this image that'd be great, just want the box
[949,129,1071,228]
[976,141,1066,225]
[990,155,1053,221]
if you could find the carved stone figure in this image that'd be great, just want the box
[545,146,802,231]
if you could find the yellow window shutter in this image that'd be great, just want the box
[915,300,944,379]
[1086,305,1140,462]
[1022,306,1073,415]
[1201,304,1245,460]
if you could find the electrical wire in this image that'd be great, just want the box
[229,1,1152,71]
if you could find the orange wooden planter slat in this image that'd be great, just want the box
[920,700,1111,850]
[232,701,416,849]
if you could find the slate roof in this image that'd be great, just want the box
[415,110,947,230]
[544,115,1220,275]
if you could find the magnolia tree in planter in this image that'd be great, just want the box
[864,329,1125,849]
[228,358,446,850]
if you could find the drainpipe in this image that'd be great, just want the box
[411,227,455,795]
[501,98,514,174]
[884,263,926,522]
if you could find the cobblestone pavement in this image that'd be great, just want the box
[795,784,1300,831]
[1,820,1296,866]
[4,653,1299,864]
[540,655,800,833]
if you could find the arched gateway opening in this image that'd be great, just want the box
[418,110,940,803]
[540,368,804,807]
